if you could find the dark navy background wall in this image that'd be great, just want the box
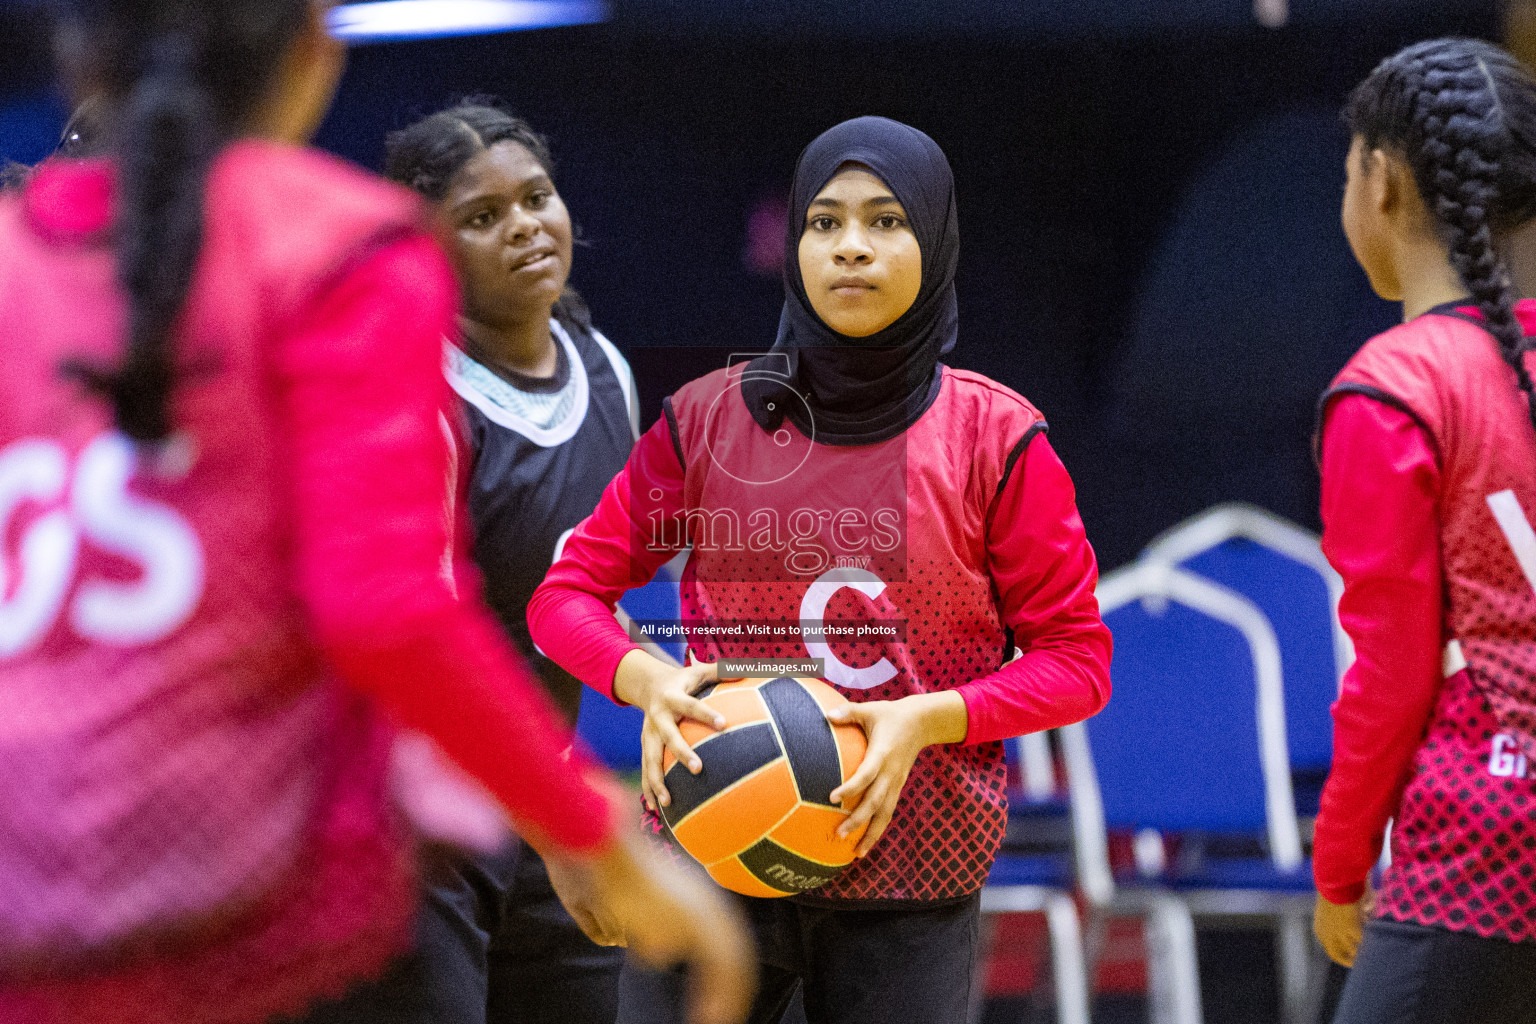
[612,0,1462,36]
[0,1,1502,567]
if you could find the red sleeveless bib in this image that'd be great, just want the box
[1325,308,1536,751]
[664,364,1044,901]
[1323,305,1536,941]
[0,141,424,969]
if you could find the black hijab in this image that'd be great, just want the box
[741,116,959,446]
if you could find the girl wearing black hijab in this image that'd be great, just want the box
[530,117,1112,1023]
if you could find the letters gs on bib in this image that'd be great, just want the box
[0,434,204,658]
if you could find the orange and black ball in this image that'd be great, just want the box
[660,676,869,897]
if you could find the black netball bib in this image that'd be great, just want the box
[446,320,638,723]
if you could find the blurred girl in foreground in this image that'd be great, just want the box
[0,3,749,1023]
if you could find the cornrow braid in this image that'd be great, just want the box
[1347,39,1536,439]
[1419,52,1534,426]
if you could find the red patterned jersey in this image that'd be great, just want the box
[1327,306,1536,753]
[0,144,613,1021]
[1374,667,1536,941]
[532,363,1111,903]
[1317,302,1536,940]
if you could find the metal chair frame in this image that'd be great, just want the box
[1059,562,1320,1024]
[1142,507,1350,1018]
[978,637,1093,1024]
[975,878,1092,1024]
[1139,502,1352,687]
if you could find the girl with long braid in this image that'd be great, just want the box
[1314,37,1536,1020]
[0,3,750,1023]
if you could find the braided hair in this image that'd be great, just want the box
[384,101,593,335]
[1347,38,1536,437]
[50,0,311,441]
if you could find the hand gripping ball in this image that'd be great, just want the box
[660,676,869,897]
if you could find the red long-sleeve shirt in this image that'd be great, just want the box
[1313,393,1445,905]
[280,235,612,853]
[530,364,1110,901]
[0,150,611,1024]
[527,412,1110,745]
[1317,300,1536,943]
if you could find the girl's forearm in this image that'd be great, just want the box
[613,648,676,708]
[900,690,969,747]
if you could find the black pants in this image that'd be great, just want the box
[294,842,624,1024]
[1334,918,1536,1024]
[617,893,980,1024]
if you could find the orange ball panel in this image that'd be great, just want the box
[797,677,846,712]
[670,759,797,865]
[662,686,773,774]
[833,720,868,780]
[674,718,713,753]
[769,802,863,867]
[706,855,794,898]
[701,685,772,725]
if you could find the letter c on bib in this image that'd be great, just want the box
[799,567,897,690]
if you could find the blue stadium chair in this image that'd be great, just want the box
[1061,562,1319,1024]
[1140,503,1350,814]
